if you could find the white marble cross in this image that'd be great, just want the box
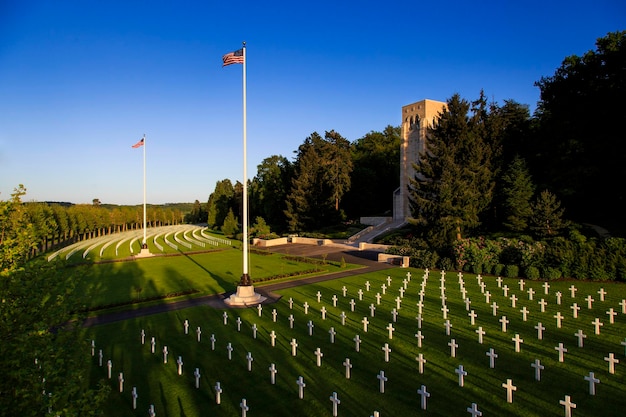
[444,319,453,335]
[163,346,168,363]
[531,359,544,381]
[510,294,518,308]
[236,317,242,332]
[442,305,450,319]
[382,343,391,362]
[223,311,228,325]
[448,338,459,357]
[196,326,202,342]
[307,320,314,336]
[520,306,529,321]
[620,299,626,314]
[215,382,222,404]
[329,392,341,417]
[569,285,577,298]
[538,298,547,312]
[332,294,338,307]
[314,347,324,367]
[290,338,298,356]
[316,291,322,303]
[354,334,361,352]
[303,301,309,314]
[519,279,525,291]
[416,353,426,374]
[502,379,516,403]
[240,398,249,417]
[365,281,371,291]
[556,291,562,305]
[377,370,388,393]
[606,308,617,324]
[391,308,399,322]
[194,368,200,388]
[476,327,486,344]
[554,311,564,328]
[484,291,491,304]
[535,322,546,340]
[574,329,586,347]
[296,376,306,399]
[467,403,482,417]
[386,323,395,339]
[499,316,509,332]
[571,303,580,318]
[343,358,352,378]
[491,302,499,316]
[329,327,336,343]
[584,372,600,395]
[381,284,387,295]
[270,330,276,347]
[210,334,216,351]
[597,287,607,301]
[107,360,112,379]
[251,323,258,339]
[415,330,424,348]
[375,293,382,305]
[527,287,535,300]
[559,395,576,417]
[417,385,430,410]
[269,363,278,384]
[177,356,183,375]
[288,297,293,309]
[362,317,369,332]
[585,294,594,309]
[227,343,233,360]
[288,314,295,329]
[395,296,402,310]
[118,372,124,393]
[340,311,347,325]
[455,365,467,387]
[542,281,550,295]
[257,304,263,317]
[272,309,277,322]
[604,353,619,374]
[184,319,189,334]
[555,343,567,362]
[150,337,156,354]
[387,275,393,286]
[469,310,477,325]
[512,334,524,352]
[369,304,376,317]
[591,317,603,335]
[486,348,498,368]
[148,404,156,417]
[358,289,363,300]
[246,352,253,371]
[496,276,503,287]
[99,349,103,366]
[342,286,348,297]
[350,299,356,312]
[320,306,327,320]
[131,387,138,409]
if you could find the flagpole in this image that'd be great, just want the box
[240,42,251,286]
[142,134,147,247]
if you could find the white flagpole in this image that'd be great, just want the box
[241,42,250,285]
[142,134,147,247]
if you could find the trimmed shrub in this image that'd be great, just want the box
[471,264,483,274]
[437,257,454,272]
[492,264,505,276]
[504,264,519,278]
[410,250,440,270]
[543,267,562,280]
[524,266,541,280]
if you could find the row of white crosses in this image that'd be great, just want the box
[96,268,624,416]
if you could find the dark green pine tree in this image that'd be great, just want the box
[409,93,497,248]
[530,189,567,238]
[501,156,535,232]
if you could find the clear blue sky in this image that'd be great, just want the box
[1,1,623,205]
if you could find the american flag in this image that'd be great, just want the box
[132,138,144,148]
[222,49,244,66]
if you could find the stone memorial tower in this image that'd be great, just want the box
[394,99,447,221]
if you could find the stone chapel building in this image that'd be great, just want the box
[393,99,447,222]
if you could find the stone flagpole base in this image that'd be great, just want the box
[224,285,266,307]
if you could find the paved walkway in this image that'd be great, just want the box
[81,244,395,327]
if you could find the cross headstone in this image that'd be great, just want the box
[556,291,562,305]
[316,291,322,303]
[574,329,586,347]
[491,302,499,316]
[131,387,138,409]
[357,289,363,301]
[382,343,391,362]
[194,368,200,388]
[340,311,346,325]
[240,399,249,417]
[270,330,276,347]
[448,338,459,357]
[288,314,295,329]
[343,358,352,379]
[464,298,472,311]
[196,326,202,342]
[559,395,576,417]
[519,279,525,291]
[369,304,376,317]
[543,281,550,295]
[215,382,223,404]
[512,334,524,353]
[227,343,233,360]
[415,330,424,347]
[500,316,509,332]
[502,284,510,297]
[252,323,258,339]
[272,309,277,322]
[184,319,189,334]
[246,352,253,371]
[598,287,607,301]
[569,285,577,298]
[455,365,467,387]
[531,359,544,381]
[91,340,95,357]
[606,308,617,324]
[329,327,336,343]
[535,322,546,340]
[527,287,535,300]
[297,376,306,399]
[320,306,327,320]
[362,317,369,332]
[592,317,603,335]
[604,353,619,374]
[496,276,503,287]
[148,404,156,417]
[118,372,124,393]
[377,370,388,393]
[395,296,402,310]
[290,338,298,356]
[350,299,356,312]
[502,379,517,403]
[332,295,338,307]
[210,334,216,351]
[538,298,547,312]
[314,347,324,367]
[554,311,564,328]
[257,304,263,317]
[375,293,382,305]
[443,319,453,336]
[223,312,228,325]
[586,295,594,309]
[417,301,424,315]
[555,343,567,362]
[307,320,314,336]
[163,346,168,363]
[469,310,477,325]
[177,356,183,375]
[99,349,103,366]
[416,313,423,328]
[416,353,426,374]
[510,294,518,308]
[354,334,361,352]
[520,306,529,321]
[486,348,498,368]
[288,297,293,309]
[387,275,392,286]
[476,326,486,344]
[342,286,347,297]
[269,363,278,385]
[584,372,600,395]
[303,301,309,314]
[236,317,242,331]
[387,322,395,339]
[442,305,450,319]
[415,385,431,411]
[141,329,145,345]
[467,403,482,417]
[365,281,371,291]
[484,291,491,304]
[330,392,340,417]
[107,360,112,379]
[620,299,626,314]
[571,303,580,318]
[151,337,156,354]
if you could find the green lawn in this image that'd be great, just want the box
[86,269,626,416]
[72,248,357,310]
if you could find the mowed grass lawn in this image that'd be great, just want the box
[86,268,626,416]
[73,248,359,310]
